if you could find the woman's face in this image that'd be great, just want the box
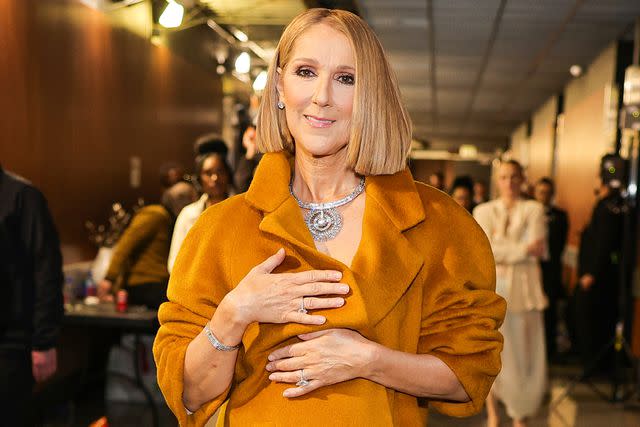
[200,154,229,199]
[497,163,523,199]
[277,23,355,158]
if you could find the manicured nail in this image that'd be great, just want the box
[283,390,293,397]
[268,354,275,361]
[268,374,275,380]
[333,272,342,280]
[266,364,273,371]
[337,298,345,306]
[340,285,349,292]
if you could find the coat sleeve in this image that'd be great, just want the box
[418,211,506,417]
[105,209,160,282]
[153,207,235,426]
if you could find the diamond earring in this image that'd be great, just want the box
[277,101,285,110]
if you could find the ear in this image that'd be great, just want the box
[276,67,284,101]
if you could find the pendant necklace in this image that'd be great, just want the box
[289,176,365,242]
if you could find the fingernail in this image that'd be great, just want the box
[340,285,349,292]
[283,390,293,398]
[333,272,342,280]
[268,354,275,361]
[317,316,326,324]
[268,374,275,380]
[266,364,273,371]
[337,298,345,306]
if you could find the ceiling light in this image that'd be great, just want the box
[231,28,249,43]
[159,0,184,29]
[569,65,582,78]
[235,52,251,74]
[253,70,268,91]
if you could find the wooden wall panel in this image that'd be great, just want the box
[0,0,222,263]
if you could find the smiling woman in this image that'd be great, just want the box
[153,8,506,427]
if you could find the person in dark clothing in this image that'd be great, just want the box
[534,177,569,360]
[0,167,64,426]
[575,179,625,373]
[449,175,474,212]
[234,124,263,193]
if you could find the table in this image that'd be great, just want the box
[64,303,160,427]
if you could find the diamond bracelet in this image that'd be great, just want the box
[204,323,241,352]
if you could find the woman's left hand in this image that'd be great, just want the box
[266,329,377,398]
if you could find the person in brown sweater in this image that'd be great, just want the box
[98,182,196,309]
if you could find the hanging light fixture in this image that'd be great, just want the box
[235,52,251,74]
[159,0,184,29]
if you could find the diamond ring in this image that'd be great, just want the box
[296,369,310,387]
[297,297,308,314]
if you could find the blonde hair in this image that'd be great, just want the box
[256,8,412,175]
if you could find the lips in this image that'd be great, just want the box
[304,115,335,128]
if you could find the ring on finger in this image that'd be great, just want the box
[296,369,310,387]
[297,296,308,314]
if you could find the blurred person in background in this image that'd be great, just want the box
[449,176,474,212]
[534,177,568,361]
[474,180,489,206]
[428,171,445,191]
[168,135,233,273]
[0,167,64,426]
[98,181,196,309]
[234,124,263,193]
[159,162,186,191]
[474,160,548,427]
[575,175,624,374]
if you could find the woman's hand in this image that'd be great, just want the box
[221,249,349,328]
[526,239,545,258]
[265,329,377,398]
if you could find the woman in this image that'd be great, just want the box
[98,181,196,308]
[474,160,548,427]
[168,136,232,273]
[154,8,505,426]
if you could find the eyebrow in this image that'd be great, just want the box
[290,57,355,72]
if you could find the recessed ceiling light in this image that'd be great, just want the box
[569,65,583,77]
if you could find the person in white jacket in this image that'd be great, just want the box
[474,160,548,427]
[168,136,232,273]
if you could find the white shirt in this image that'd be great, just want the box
[168,194,208,274]
[474,198,549,312]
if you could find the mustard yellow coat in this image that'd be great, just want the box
[153,152,506,426]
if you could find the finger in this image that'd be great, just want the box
[298,282,350,296]
[285,310,326,325]
[303,297,345,311]
[255,248,286,274]
[268,370,301,384]
[266,356,306,372]
[298,329,334,341]
[283,380,323,398]
[290,270,342,285]
[268,342,308,361]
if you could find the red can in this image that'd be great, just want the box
[116,289,128,313]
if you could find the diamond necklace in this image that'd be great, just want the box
[289,176,365,242]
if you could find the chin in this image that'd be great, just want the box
[294,136,348,158]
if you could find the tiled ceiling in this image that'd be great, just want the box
[360,0,640,152]
[191,0,640,152]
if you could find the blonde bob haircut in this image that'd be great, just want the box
[256,8,412,175]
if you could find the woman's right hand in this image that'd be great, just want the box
[221,248,349,327]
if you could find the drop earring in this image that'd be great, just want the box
[277,101,285,110]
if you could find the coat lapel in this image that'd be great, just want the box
[245,152,426,333]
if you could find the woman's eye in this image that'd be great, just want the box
[337,74,355,85]
[295,68,315,78]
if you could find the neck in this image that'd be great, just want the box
[292,146,360,203]
[500,195,520,208]
[205,194,226,208]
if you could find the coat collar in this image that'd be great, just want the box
[244,152,426,330]
[245,152,425,231]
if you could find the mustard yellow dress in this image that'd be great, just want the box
[153,152,506,426]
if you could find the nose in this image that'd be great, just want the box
[312,74,331,107]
